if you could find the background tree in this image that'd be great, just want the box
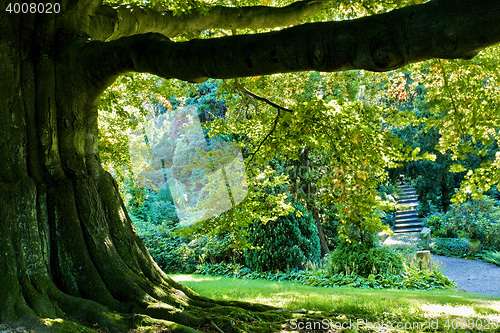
[2,0,500,331]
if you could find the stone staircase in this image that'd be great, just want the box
[394,184,424,233]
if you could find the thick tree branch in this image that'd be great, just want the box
[89,1,325,41]
[81,0,500,89]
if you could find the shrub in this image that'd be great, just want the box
[132,216,242,273]
[244,201,321,272]
[424,213,446,237]
[127,187,179,226]
[477,250,500,266]
[443,196,500,251]
[321,206,342,249]
[430,237,470,258]
[133,218,198,272]
[327,241,405,278]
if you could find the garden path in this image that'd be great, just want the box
[432,255,500,298]
[383,234,500,298]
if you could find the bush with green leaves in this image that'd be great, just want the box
[132,217,196,272]
[424,213,446,237]
[244,201,321,272]
[125,185,179,226]
[443,196,500,251]
[132,216,242,273]
[477,250,500,266]
[326,240,405,278]
[430,237,470,258]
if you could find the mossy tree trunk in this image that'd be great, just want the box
[0,5,215,332]
[1,0,500,331]
[0,1,321,331]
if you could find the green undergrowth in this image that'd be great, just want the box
[193,262,456,290]
[477,250,500,266]
[430,237,471,258]
[172,274,500,332]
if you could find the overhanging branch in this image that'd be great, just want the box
[89,1,326,41]
[80,0,500,91]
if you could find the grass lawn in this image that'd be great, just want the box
[172,274,500,332]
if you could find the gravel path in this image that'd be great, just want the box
[432,254,500,298]
[383,233,500,298]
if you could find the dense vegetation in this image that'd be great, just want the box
[99,45,500,293]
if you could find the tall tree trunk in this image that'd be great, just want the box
[304,149,329,257]
[441,170,450,212]
[311,208,330,257]
[0,8,274,333]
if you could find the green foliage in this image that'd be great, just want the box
[133,217,195,272]
[376,182,400,229]
[126,186,178,225]
[320,205,343,249]
[175,165,294,249]
[424,213,446,237]
[97,38,500,262]
[132,216,243,273]
[477,250,500,266]
[244,201,321,272]
[194,262,456,291]
[424,196,500,253]
[185,79,227,123]
[442,196,500,251]
[430,238,470,258]
[211,72,403,243]
[326,240,405,278]
[380,48,500,210]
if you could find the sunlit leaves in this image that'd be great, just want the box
[422,46,500,201]
[206,71,404,241]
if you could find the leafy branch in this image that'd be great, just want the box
[246,108,282,167]
[234,79,293,113]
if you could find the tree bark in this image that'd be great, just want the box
[303,149,329,257]
[89,0,326,41]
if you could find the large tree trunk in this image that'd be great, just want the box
[0,8,275,333]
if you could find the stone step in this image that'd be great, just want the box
[401,186,415,190]
[394,227,423,233]
[395,184,422,234]
[399,197,418,202]
[399,199,419,205]
[400,194,418,199]
[395,217,421,224]
[396,211,418,217]
[394,222,424,229]
[397,203,419,209]
[396,209,418,214]
[396,215,419,221]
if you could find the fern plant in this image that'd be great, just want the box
[477,250,500,266]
